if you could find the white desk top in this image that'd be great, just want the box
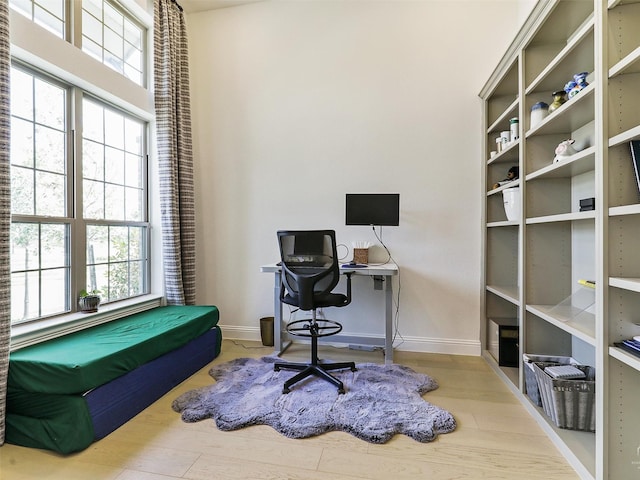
[260,262,398,276]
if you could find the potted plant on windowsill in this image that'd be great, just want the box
[78,289,102,313]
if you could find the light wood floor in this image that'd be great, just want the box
[0,339,579,479]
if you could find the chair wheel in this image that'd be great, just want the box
[274,366,280,372]
[338,388,345,394]
[283,387,290,394]
[351,366,357,372]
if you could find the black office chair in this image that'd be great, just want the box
[274,230,357,394]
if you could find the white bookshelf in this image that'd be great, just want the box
[480,1,640,478]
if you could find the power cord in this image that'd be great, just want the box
[371,225,404,349]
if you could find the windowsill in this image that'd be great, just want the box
[10,294,165,351]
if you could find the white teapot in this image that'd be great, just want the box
[553,139,578,163]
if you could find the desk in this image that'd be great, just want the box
[260,263,398,365]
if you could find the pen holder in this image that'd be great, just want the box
[353,248,369,264]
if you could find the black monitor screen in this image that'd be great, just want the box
[631,140,640,197]
[293,234,325,256]
[345,193,400,226]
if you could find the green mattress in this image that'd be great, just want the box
[8,305,219,395]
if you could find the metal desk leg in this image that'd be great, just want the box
[273,270,291,356]
[385,275,393,365]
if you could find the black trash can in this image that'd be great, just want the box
[260,316,274,346]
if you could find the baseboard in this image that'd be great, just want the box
[219,324,481,357]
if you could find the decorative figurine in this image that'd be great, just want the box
[493,166,519,189]
[554,139,578,163]
[574,71,589,91]
[564,80,579,98]
[549,90,567,113]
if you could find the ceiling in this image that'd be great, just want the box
[178,0,261,13]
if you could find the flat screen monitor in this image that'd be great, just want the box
[345,193,400,226]
[631,140,640,197]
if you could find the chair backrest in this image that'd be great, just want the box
[277,230,340,311]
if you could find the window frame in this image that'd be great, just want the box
[8,0,159,346]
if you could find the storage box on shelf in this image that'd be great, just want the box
[523,354,579,407]
[532,362,596,432]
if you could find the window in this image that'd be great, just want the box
[10,67,70,321]
[9,0,66,39]
[9,65,149,325]
[83,98,148,302]
[82,0,145,85]
[9,0,153,328]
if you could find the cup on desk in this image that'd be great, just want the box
[353,248,369,265]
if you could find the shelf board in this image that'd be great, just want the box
[526,15,595,95]
[526,146,596,181]
[486,179,520,197]
[487,140,519,165]
[609,124,640,148]
[526,210,596,224]
[609,0,640,8]
[486,285,520,305]
[609,44,640,77]
[609,203,640,216]
[526,304,596,345]
[487,220,519,228]
[525,83,595,137]
[610,346,640,373]
[487,98,519,134]
[609,276,640,292]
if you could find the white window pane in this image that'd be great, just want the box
[103,2,122,34]
[11,167,35,215]
[40,224,67,269]
[87,226,108,265]
[124,153,141,188]
[87,263,108,297]
[124,118,142,155]
[129,260,144,296]
[129,227,143,260]
[10,0,32,18]
[125,187,142,221]
[83,100,104,143]
[83,0,102,20]
[34,78,65,129]
[83,179,104,219]
[105,146,124,185]
[82,36,103,62]
[108,262,129,300]
[104,51,124,74]
[11,69,34,121]
[105,183,124,220]
[123,64,142,85]
[35,125,65,173]
[104,27,123,59]
[35,171,65,216]
[109,226,128,261]
[37,0,64,20]
[34,5,63,38]
[10,223,40,271]
[124,46,141,72]
[104,109,124,149]
[124,18,141,49]
[83,139,104,181]
[41,268,67,316]
[11,271,40,322]
[82,10,103,45]
[11,118,34,168]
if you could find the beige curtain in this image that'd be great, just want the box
[0,0,11,445]
[153,0,196,305]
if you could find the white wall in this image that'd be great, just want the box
[187,0,533,355]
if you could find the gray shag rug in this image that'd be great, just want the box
[172,356,456,444]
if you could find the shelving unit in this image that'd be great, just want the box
[480,1,640,479]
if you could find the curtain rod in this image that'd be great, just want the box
[171,0,183,12]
